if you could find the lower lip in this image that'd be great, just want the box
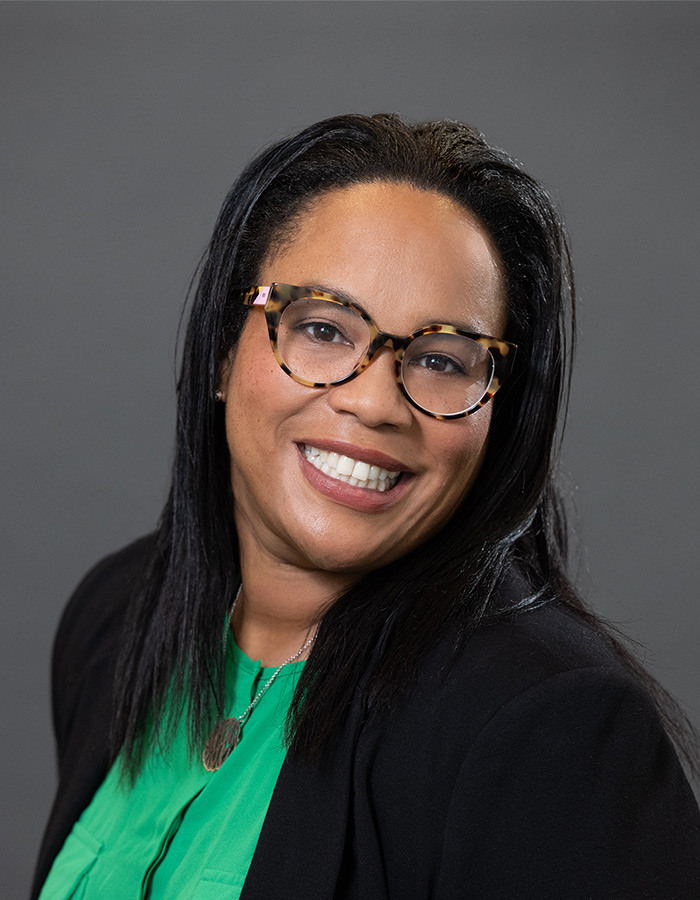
[296,445,413,512]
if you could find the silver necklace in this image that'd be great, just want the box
[202,591,315,771]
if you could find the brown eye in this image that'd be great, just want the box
[410,352,466,375]
[302,321,349,344]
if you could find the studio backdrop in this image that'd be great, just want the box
[2,2,699,894]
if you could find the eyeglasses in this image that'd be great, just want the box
[241,283,517,420]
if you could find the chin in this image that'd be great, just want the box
[296,527,426,576]
[286,529,391,575]
[299,546,383,576]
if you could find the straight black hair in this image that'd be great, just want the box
[111,113,697,776]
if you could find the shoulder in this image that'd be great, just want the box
[51,534,155,754]
[379,596,648,740]
[56,532,154,632]
[53,534,154,663]
[442,600,637,717]
[436,600,667,777]
[352,596,700,897]
[362,598,658,769]
[441,606,700,893]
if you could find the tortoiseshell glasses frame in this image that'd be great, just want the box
[240,283,517,420]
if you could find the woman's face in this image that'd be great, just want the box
[220,182,506,575]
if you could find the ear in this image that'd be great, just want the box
[216,348,235,402]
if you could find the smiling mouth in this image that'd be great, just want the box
[302,444,402,491]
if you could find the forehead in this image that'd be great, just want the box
[261,181,507,336]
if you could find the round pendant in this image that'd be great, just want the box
[202,718,241,771]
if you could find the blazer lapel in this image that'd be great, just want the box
[241,610,397,900]
[240,688,367,900]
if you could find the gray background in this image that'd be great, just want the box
[2,1,699,893]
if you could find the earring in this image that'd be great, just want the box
[214,389,225,402]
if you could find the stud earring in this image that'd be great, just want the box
[214,389,225,402]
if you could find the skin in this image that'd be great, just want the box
[219,182,507,664]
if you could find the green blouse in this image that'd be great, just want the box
[39,636,304,900]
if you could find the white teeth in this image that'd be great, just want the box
[337,455,355,476]
[303,445,401,492]
[352,460,371,481]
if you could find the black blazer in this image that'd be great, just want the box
[33,537,700,899]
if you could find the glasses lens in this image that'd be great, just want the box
[402,333,493,416]
[277,298,370,384]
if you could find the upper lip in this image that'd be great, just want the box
[297,439,413,473]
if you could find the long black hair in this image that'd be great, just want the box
[111,113,697,775]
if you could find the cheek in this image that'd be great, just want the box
[229,319,275,393]
[398,412,493,557]
[222,318,311,475]
[224,321,284,426]
[437,408,492,496]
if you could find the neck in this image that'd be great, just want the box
[232,539,357,667]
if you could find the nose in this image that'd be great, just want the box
[326,348,414,429]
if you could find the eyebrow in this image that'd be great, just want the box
[306,281,485,335]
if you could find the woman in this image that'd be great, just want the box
[33,114,700,899]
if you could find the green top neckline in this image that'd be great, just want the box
[227,632,308,679]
